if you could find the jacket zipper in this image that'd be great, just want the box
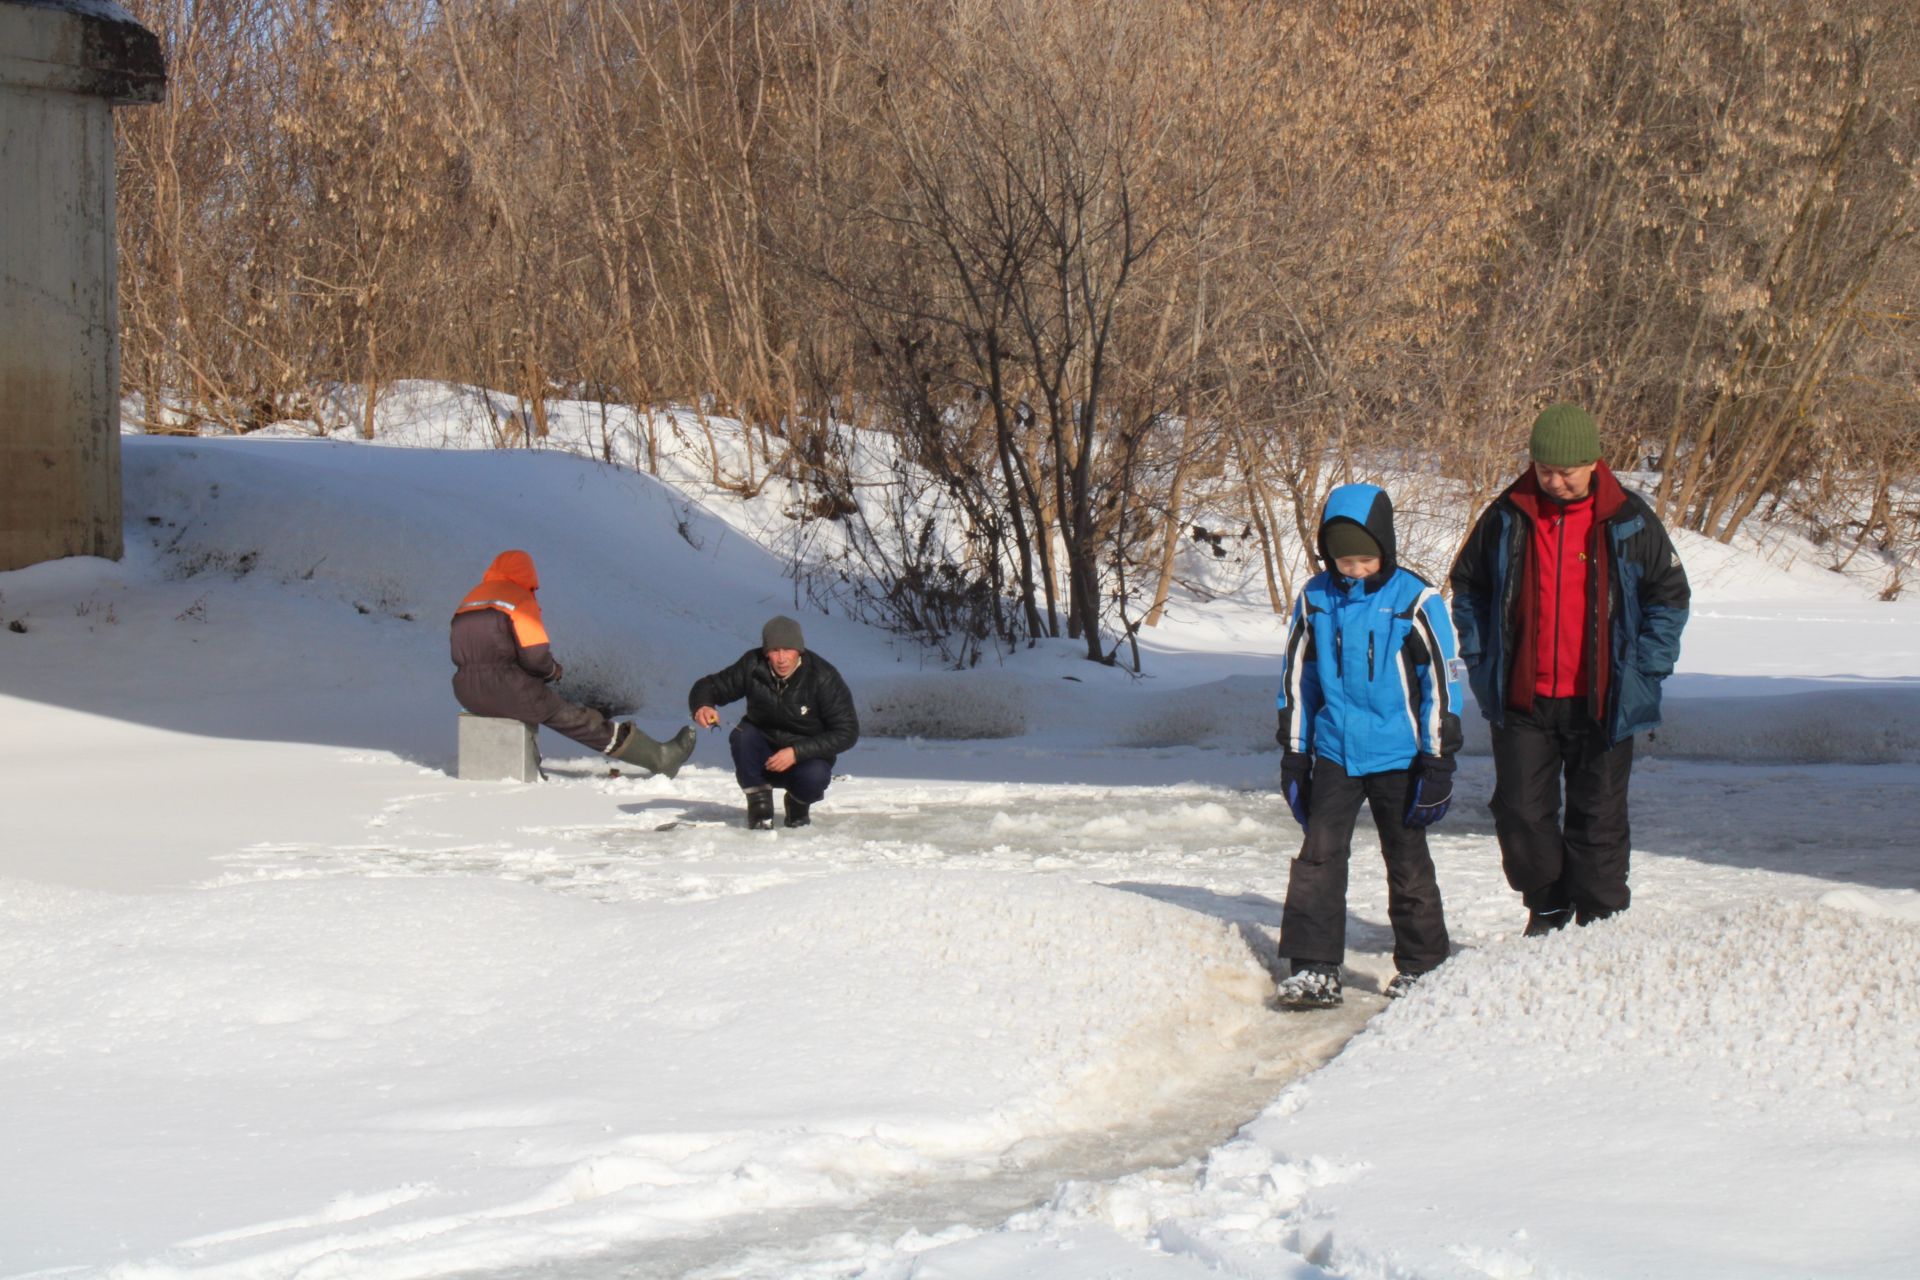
[1551,513,1564,696]
[1597,525,1614,723]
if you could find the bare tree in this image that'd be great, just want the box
[114,0,1919,641]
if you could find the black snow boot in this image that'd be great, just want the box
[783,794,811,828]
[610,724,697,779]
[1385,971,1424,1000]
[1524,907,1573,937]
[1274,962,1343,1010]
[745,786,775,830]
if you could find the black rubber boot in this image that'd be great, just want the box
[611,724,697,779]
[745,786,775,830]
[784,794,811,828]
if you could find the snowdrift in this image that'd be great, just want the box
[5,436,1906,767]
[936,896,1920,1280]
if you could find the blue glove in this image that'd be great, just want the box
[1404,753,1454,828]
[1280,751,1313,827]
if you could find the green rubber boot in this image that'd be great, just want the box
[612,724,697,779]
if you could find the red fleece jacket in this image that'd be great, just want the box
[1505,463,1628,717]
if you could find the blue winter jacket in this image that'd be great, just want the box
[1276,484,1465,775]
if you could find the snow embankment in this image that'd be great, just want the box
[0,869,1272,1277]
[55,436,1912,770]
[893,893,1920,1279]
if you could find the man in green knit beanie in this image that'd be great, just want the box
[1448,403,1691,935]
[1528,402,1601,470]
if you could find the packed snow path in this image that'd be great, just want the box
[215,748,1917,934]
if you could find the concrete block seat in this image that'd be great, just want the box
[457,713,540,782]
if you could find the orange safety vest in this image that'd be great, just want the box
[453,549,551,649]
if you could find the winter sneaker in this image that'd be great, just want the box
[745,786,775,830]
[1274,966,1343,1010]
[1385,971,1424,1000]
[783,794,811,828]
[1524,907,1573,937]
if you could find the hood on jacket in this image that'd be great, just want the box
[481,549,540,592]
[1317,483,1397,579]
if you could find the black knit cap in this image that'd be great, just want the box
[761,615,806,652]
[1323,521,1382,562]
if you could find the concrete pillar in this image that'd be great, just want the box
[0,1,164,571]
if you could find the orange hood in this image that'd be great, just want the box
[482,549,540,592]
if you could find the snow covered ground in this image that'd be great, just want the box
[2,420,1917,1279]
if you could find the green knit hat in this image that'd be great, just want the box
[1529,403,1600,467]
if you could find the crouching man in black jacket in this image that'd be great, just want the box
[689,616,859,829]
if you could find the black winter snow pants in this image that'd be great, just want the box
[1279,759,1451,976]
[1489,696,1634,923]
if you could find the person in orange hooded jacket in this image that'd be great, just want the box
[451,550,694,775]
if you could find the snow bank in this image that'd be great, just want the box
[1066,675,1920,764]
[120,439,752,684]
[862,673,1032,740]
[913,898,1920,1280]
[88,437,1920,769]
[1645,687,1920,763]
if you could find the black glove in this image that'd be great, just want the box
[1280,751,1313,827]
[1403,753,1455,828]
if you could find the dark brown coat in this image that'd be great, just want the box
[450,551,612,752]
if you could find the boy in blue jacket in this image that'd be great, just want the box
[1273,483,1464,1008]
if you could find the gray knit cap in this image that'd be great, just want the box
[1529,403,1601,467]
[761,615,806,652]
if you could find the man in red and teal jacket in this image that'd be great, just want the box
[1449,404,1690,934]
